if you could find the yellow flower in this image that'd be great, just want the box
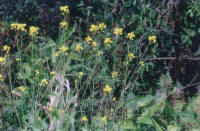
[10,23,26,32]
[112,97,116,101]
[59,46,68,52]
[78,72,84,78]
[0,57,6,64]
[103,85,112,93]
[97,51,103,56]
[81,116,88,122]
[18,86,25,92]
[41,79,48,85]
[148,35,157,43]
[29,26,39,37]
[0,74,4,81]
[3,45,10,53]
[101,116,107,121]
[16,58,21,62]
[55,51,60,57]
[128,53,135,61]
[59,21,69,30]
[111,71,118,78]
[50,71,57,75]
[48,107,53,112]
[74,45,84,52]
[35,70,39,77]
[139,61,145,67]
[85,36,93,44]
[104,38,113,45]
[60,6,70,15]
[89,24,98,32]
[91,41,97,47]
[113,27,123,36]
[127,32,135,40]
[98,23,106,30]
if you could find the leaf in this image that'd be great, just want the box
[167,125,180,131]
[122,120,136,130]
[177,111,195,123]
[137,95,154,108]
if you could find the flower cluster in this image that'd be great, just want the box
[78,72,84,78]
[113,27,123,36]
[0,57,6,65]
[3,45,10,54]
[41,79,48,85]
[148,35,157,43]
[89,24,98,32]
[74,45,84,52]
[128,53,135,61]
[60,6,70,15]
[29,26,39,37]
[18,86,26,92]
[103,85,112,93]
[111,71,118,78]
[81,116,88,122]
[104,38,113,46]
[139,61,145,67]
[98,23,106,30]
[127,32,135,40]
[11,23,26,32]
[60,21,69,30]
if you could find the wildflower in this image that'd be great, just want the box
[81,116,88,122]
[111,71,118,78]
[59,110,65,115]
[85,36,93,44]
[103,85,112,93]
[104,38,113,45]
[50,71,57,75]
[89,24,98,32]
[101,116,107,121]
[16,58,21,62]
[41,79,48,85]
[0,74,4,81]
[97,51,103,56]
[0,57,6,64]
[59,21,69,30]
[10,23,26,32]
[29,26,39,37]
[3,45,10,53]
[112,97,116,101]
[78,72,84,78]
[48,107,53,112]
[59,46,68,52]
[55,51,60,57]
[91,41,97,47]
[148,35,157,43]
[139,61,145,67]
[128,53,135,61]
[113,27,123,36]
[11,90,15,94]
[18,86,25,92]
[60,6,70,15]
[35,70,39,77]
[127,32,135,40]
[74,45,84,52]
[98,23,106,30]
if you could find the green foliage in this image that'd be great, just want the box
[0,0,200,130]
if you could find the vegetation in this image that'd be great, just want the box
[0,0,200,130]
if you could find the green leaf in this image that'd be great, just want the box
[122,120,136,130]
[137,95,154,108]
[167,125,180,131]
[177,111,195,123]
